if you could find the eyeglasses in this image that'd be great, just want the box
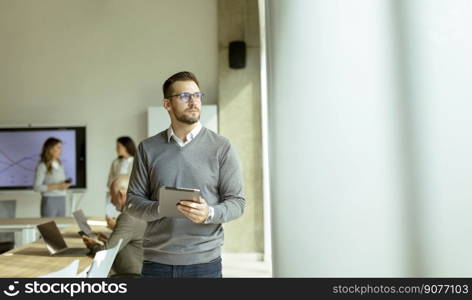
[169,92,204,103]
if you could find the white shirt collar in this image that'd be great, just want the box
[167,122,202,147]
[51,160,60,170]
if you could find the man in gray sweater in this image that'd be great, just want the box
[126,71,245,278]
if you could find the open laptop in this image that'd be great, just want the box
[36,221,89,256]
[72,209,97,239]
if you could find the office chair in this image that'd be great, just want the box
[78,239,123,278]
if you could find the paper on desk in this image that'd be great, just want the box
[86,220,107,226]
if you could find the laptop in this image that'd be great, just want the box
[72,209,97,239]
[36,221,89,256]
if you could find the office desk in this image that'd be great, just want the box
[0,223,108,277]
[0,217,104,247]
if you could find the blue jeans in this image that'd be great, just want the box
[142,257,222,278]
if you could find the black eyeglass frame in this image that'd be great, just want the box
[168,92,204,102]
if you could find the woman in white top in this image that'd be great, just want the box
[33,137,70,217]
[106,136,136,220]
[107,136,136,188]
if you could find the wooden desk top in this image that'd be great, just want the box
[0,223,109,277]
[0,217,103,227]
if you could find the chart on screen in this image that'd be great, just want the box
[0,129,77,189]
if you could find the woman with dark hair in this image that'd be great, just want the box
[33,137,70,217]
[107,136,137,188]
[105,136,136,221]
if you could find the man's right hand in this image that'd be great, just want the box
[82,236,97,249]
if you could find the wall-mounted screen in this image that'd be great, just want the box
[0,126,86,190]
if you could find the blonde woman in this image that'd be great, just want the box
[33,137,70,217]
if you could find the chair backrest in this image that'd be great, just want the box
[0,200,16,246]
[86,238,123,278]
[39,259,79,278]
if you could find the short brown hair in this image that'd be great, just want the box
[162,71,200,99]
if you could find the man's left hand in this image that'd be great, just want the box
[106,216,117,230]
[177,197,209,224]
[93,231,109,243]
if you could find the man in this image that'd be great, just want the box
[126,71,245,278]
[82,175,146,277]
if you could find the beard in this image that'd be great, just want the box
[175,109,200,125]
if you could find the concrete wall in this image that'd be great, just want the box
[218,0,264,254]
[0,0,218,217]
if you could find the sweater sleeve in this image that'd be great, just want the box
[210,142,246,224]
[90,214,141,255]
[104,214,135,251]
[33,163,48,193]
[125,143,161,221]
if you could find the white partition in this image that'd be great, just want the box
[266,0,406,277]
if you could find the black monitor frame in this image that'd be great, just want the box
[0,126,86,190]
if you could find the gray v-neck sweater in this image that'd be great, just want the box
[126,127,246,265]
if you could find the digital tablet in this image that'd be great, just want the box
[158,186,200,218]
